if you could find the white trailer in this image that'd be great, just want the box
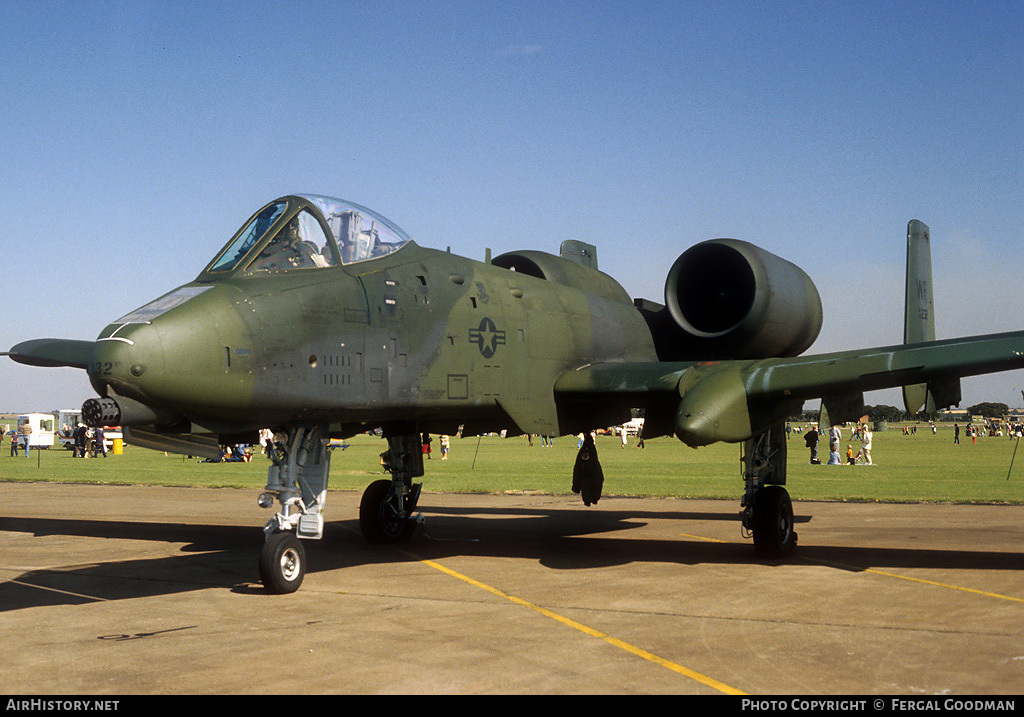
[16,413,56,449]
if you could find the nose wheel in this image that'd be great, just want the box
[259,530,306,594]
[256,423,329,593]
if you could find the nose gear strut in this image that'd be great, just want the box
[257,423,331,593]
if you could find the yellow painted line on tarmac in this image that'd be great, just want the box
[674,531,1021,604]
[677,533,727,543]
[671,530,1023,605]
[800,556,1024,603]
[395,547,746,695]
[861,568,1024,603]
[673,528,1020,603]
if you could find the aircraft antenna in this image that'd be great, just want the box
[471,434,483,469]
[1008,435,1021,481]
[1009,391,1024,481]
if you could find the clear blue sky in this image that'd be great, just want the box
[2,0,1022,412]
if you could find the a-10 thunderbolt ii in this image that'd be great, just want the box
[6,195,1024,593]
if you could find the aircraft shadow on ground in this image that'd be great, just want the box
[402,505,1024,573]
[0,506,1020,612]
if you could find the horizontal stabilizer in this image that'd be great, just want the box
[3,338,93,369]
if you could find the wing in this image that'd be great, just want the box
[554,330,1024,447]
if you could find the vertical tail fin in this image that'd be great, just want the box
[904,219,935,344]
[902,220,935,414]
[901,220,962,413]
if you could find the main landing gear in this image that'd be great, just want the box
[257,423,330,593]
[359,429,423,543]
[740,423,797,558]
[255,423,425,593]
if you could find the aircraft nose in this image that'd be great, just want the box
[89,322,166,404]
[91,284,256,420]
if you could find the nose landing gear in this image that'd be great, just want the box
[259,530,307,594]
[257,423,330,593]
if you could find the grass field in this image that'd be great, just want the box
[2,424,1023,504]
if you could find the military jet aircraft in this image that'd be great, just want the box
[7,195,1024,592]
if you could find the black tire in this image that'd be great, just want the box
[360,479,417,543]
[259,531,306,594]
[751,485,797,559]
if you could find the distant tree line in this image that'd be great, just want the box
[965,402,1010,418]
[792,402,1013,424]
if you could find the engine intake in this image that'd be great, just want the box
[668,241,758,336]
[491,249,633,304]
[648,239,822,360]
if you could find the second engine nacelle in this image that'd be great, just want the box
[645,239,822,360]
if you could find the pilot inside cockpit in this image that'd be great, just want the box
[251,211,336,271]
[253,217,304,269]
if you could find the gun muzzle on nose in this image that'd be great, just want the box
[82,394,171,427]
[82,397,120,426]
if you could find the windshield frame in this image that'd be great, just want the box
[201,195,412,278]
[204,200,289,274]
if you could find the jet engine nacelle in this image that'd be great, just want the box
[651,239,822,360]
[491,249,634,304]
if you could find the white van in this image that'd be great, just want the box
[622,417,645,436]
[54,409,81,448]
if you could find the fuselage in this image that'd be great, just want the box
[87,197,657,439]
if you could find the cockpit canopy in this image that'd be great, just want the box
[205,195,411,275]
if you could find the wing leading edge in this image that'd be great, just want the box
[554,330,1024,447]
